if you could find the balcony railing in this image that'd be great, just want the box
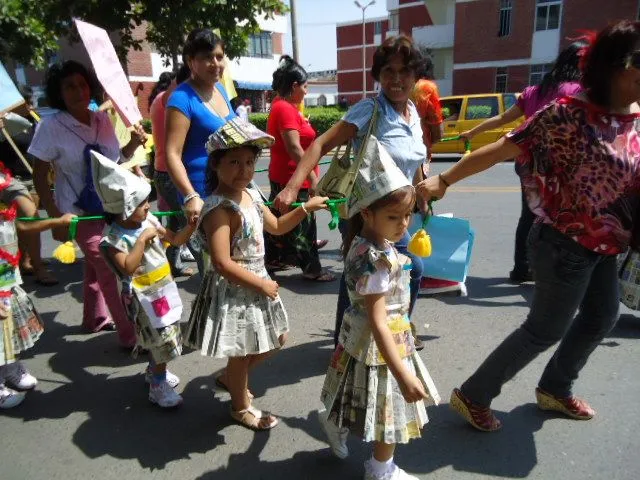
[412,23,454,49]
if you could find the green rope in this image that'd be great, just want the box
[17,198,348,240]
[441,135,471,152]
[421,199,438,230]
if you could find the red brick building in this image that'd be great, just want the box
[336,0,639,102]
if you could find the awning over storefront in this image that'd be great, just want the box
[236,80,272,91]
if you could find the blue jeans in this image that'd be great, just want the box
[334,225,423,346]
[461,224,620,406]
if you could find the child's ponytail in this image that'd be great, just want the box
[205,150,223,194]
[342,213,364,258]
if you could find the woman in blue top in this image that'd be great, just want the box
[166,29,236,274]
[274,35,429,350]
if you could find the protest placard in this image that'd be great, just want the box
[0,62,24,115]
[74,18,142,127]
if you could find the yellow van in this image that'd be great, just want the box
[432,93,523,154]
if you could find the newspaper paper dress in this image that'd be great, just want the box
[100,214,183,363]
[184,188,289,358]
[320,236,440,444]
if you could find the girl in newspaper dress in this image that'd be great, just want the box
[319,149,439,480]
[0,162,76,408]
[184,118,328,431]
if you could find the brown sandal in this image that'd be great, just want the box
[450,388,502,432]
[230,405,278,431]
[302,269,336,282]
[535,388,595,420]
[215,375,254,400]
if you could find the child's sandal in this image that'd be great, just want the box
[449,388,502,432]
[230,405,279,431]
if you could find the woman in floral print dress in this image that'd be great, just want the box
[419,20,640,432]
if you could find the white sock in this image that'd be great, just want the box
[369,456,393,477]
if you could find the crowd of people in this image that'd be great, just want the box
[0,18,639,480]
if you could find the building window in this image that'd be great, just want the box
[495,67,508,93]
[498,0,512,37]
[535,0,562,31]
[529,63,553,85]
[246,31,273,58]
[374,21,383,35]
[389,10,399,30]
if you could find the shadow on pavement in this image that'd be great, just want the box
[428,276,534,308]
[196,402,547,479]
[400,403,543,478]
[607,313,640,340]
[5,316,225,470]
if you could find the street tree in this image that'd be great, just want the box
[0,0,287,70]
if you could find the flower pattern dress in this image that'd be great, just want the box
[509,97,640,254]
[0,199,43,366]
[184,188,289,358]
[320,236,440,444]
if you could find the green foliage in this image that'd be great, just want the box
[140,118,153,134]
[144,1,288,65]
[249,112,268,132]
[0,0,141,69]
[465,105,493,119]
[0,1,287,70]
[249,108,344,136]
[306,109,344,135]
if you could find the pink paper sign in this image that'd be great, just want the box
[74,19,142,127]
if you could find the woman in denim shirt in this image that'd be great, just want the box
[274,35,429,349]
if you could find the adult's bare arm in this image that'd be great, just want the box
[274,120,357,212]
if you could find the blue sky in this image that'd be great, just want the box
[283,0,388,71]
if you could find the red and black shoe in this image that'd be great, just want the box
[449,388,502,432]
[535,387,595,420]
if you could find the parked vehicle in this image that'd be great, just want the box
[433,93,522,154]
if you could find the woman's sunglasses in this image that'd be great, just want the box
[625,51,640,70]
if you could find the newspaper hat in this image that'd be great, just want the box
[205,117,274,154]
[347,138,412,218]
[91,150,151,219]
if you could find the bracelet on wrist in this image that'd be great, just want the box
[439,173,451,188]
[301,203,309,215]
[182,192,201,205]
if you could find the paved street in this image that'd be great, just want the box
[2,160,639,479]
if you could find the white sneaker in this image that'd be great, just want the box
[320,410,349,459]
[144,368,180,389]
[0,383,26,409]
[180,246,195,262]
[3,361,37,390]
[364,461,419,480]
[149,381,183,408]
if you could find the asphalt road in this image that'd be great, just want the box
[2,160,639,480]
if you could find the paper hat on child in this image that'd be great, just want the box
[90,150,151,219]
[347,138,412,218]
[205,117,275,154]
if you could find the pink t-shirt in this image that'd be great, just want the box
[150,91,168,172]
[516,81,582,118]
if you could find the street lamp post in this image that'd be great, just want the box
[354,0,375,99]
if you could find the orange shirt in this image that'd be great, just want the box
[412,79,443,153]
